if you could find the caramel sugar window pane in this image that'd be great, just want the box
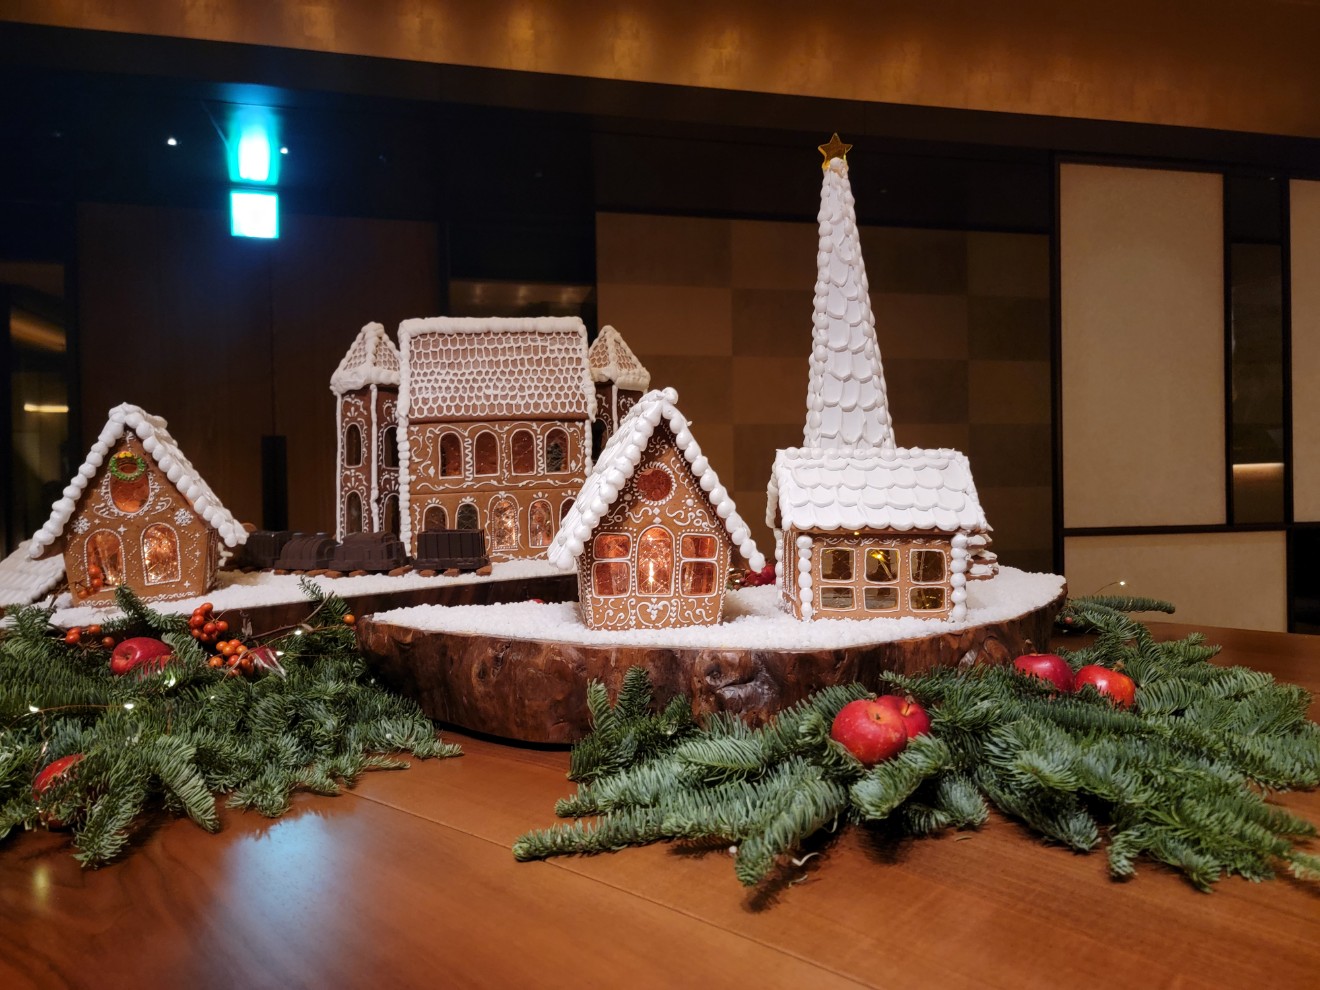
[911,549,947,583]
[637,526,673,595]
[820,547,853,581]
[820,586,855,610]
[593,561,629,596]
[635,467,673,501]
[910,587,946,611]
[864,586,898,611]
[681,534,716,558]
[511,430,536,474]
[593,533,631,559]
[865,548,897,583]
[681,561,716,595]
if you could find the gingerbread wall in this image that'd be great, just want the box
[404,418,588,561]
[64,434,219,604]
[576,426,732,630]
[783,529,955,622]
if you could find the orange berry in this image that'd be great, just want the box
[87,625,102,636]
[216,620,228,633]
[208,656,224,668]
[343,614,356,626]
[101,636,115,649]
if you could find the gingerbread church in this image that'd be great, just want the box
[396,316,596,562]
[767,136,997,622]
[331,322,401,539]
[549,387,763,630]
[27,403,248,603]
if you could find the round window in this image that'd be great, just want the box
[634,467,673,502]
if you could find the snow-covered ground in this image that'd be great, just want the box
[371,566,1065,651]
[43,558,567,627]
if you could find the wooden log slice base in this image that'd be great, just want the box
[357,586,1067,744]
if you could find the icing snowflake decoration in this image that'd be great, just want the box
[173,508,196,527]
[72,517,91,535]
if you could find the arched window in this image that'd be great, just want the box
[491,497,518,549]
[456,503,479,530]
[511,430,536,474]
[440,432,462,477]
[474,432,499,475]
[591,420,606,461]
[345,492,363,534]
[86,530,124,588]
[545,429,568,473]
[560,498,574,521]
[382,427,398,468]
[423,504,447,532]
[142,523,181,585]
[383,494,400,534]
[636,526,673,596]
[345,424,363,467]
[529,500,552,547]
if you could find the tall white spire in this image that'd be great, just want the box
[804,138,895,450]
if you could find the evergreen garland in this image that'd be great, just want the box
[1,582,458,866]
[515,601,1320,892]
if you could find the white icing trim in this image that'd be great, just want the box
[369,384,380,532]
[0,540,66,606]
[28,403,247,558]
[548,387,764,572]
[335,398,345,540]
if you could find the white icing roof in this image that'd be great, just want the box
[588,324,651,391]
[331,322,400,394]
[768,446,989,535]
[0,540,65,607]
[28,403,249,559]
[548,387,764,572]
[804,156,895,450]
[398,316,595,422]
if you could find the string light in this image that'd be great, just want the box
[123,702,135,711]
[28,705,39,713]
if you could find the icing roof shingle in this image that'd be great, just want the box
[398,316,595,422]
[768,446,989,535]
[549,387,764,571]
[0,540,65,607]
[804,156,895,450]
[331,322,400,394]
[28,403,249,559]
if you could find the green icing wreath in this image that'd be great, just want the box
[108,451,147,482]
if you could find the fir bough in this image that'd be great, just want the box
[0,585,459,866]
[514,601,1320,892]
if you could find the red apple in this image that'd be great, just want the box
[109,636,174,676]
[33,753,84,828]
[875,694,931,738]
[1012,652,1075,694]
[830,699,909,766]
[1073,665,1136,708]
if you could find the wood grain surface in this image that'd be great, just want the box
[1,621,1317,990]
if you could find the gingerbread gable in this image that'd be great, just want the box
[588,324,650,391]
[29,404,247,560]
[331,322,400,395]
[549,388,763,572]
[398,316,595,423]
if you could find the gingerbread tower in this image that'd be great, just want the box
[588,324,651,450]
[767,136,996,622]
[331,323,402,539]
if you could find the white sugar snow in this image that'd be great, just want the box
[371,566,1065,650]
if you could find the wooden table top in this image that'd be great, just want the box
[2,621,1317,990]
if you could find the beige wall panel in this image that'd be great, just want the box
[1060,164,1225,528]
[13,1,1320,137]
[1291,180,1320,522]
[1064,532,1287,632]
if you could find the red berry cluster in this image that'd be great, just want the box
[188,603,229,647]
[63,623,116,650]
[208,638,254,674]
[76,564,106,600]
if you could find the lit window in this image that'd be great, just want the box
[491,497,518,549]
[440,432,463,477]
[141,524,181,585]
[636,526,673,595]
[511,430,536,474]
[529,500,552,547]
[680,533,718,596]
[474,432,499,475]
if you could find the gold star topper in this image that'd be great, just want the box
[818,132,852,168]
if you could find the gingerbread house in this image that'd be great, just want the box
[588,324,650,454]
[331,322,401,539]
[396,316,595,562]
[549,387,764,630]
[767,137,996,622]
[28,403,247,603]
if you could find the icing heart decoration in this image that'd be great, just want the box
[638,601,672,625]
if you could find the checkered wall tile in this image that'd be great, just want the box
[597,214,1053,574]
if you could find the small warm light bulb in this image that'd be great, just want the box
[1119,580,1127,587]
[28,704,39,713]
[166,136,178,146]
[293,629,303,637]
[123,702,135,711]
[165,676,177,687]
